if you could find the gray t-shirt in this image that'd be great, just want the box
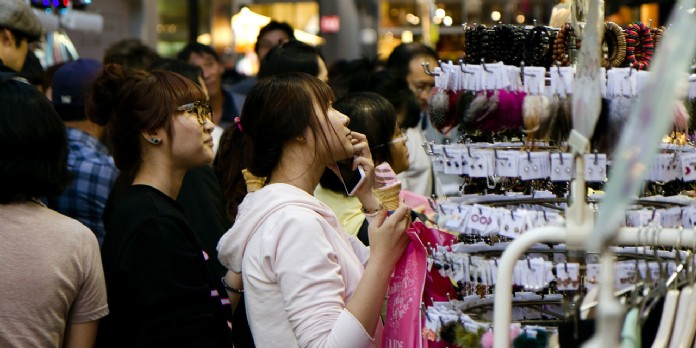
[0,202,108,347]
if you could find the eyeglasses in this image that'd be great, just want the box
[372,134,408,149]
[414,84,434,95]
[176,101,212,125]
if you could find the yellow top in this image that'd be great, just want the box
[314,185,364,236]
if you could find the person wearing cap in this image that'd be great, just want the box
[47,59,118,246]
[0,0,42,76]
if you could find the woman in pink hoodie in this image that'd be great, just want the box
[217,72,411,347]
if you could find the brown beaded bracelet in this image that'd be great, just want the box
[601,21,627,68]
[552,23,581,66]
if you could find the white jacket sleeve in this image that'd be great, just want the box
[265,210,374,348]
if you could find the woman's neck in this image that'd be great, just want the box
[267,144,324,195]
[132,156,187,199]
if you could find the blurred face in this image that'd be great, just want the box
[388,127,410,174]
[407,55,437,110]
[187,52,224,97]
[170,101,215,168]
[312,103,353,165]
[0,30,28,72]
[256,29,291,61]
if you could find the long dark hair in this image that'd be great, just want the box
[214,72,335,218]
[319,92,397,194]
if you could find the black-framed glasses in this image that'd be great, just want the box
[372,133,408,149]
[176,101,212,125]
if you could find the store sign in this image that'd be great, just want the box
[320,16,340,33]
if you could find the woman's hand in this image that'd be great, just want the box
[367,201,411,269]
[346,132,381,209]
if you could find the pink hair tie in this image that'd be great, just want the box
[234,117,243,132]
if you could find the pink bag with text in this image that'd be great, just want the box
[382,221,457,348]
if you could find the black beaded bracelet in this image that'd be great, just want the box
[523,26,551,67]
[221,277,244,294]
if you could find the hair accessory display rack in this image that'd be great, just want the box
[492,0,696,347]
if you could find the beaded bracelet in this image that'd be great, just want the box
[523,26,551,67]
[650,25,666,48]
[465,24,490,64]
[601,21,627,68]
[494,24,526,65]
[552,23,581,66]
[624,21,654,70]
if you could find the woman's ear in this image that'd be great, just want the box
[142,130,161,145]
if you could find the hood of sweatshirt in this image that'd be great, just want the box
[217,183,343,273]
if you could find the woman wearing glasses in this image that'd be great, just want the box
[315,92,410,245]
[89,65,233,347]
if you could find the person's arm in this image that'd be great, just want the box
[344,204,410,336]
[63,321,98,348]
[270,204,410,347]
[222,270,243,313]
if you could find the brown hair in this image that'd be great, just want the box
[214,72,335,218]
[87,64,206,189]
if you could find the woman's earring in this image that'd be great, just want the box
[296,136,306,144]
[148,137,161,145]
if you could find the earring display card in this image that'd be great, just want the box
[519,152,551,180]
[584,153,607,182]
[607,68,637,97]
[494,150,521,177]
[442,147,463,176]
[498,210,531,239]
[550,67,574,96]
[463,64,483,91]
[482,62,507,91]
[523,66,546,96]
[680,152,696,182]
[550,153,574,181]
[585,263,601,291]
[648,153,681,182]
[555,263,580,291]
[468,149,494,178]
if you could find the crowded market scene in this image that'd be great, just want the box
[1,0,696,347]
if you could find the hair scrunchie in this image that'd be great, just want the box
[624,21,654,70]
[601,22,627,68]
